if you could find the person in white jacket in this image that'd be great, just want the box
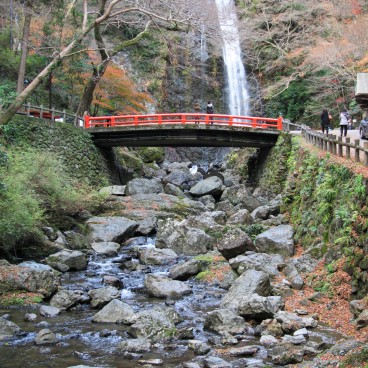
[339,108,350,137]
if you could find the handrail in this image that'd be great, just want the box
[16,103,83,127]
[84,113,283,130]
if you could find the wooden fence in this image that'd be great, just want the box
[301,127,368,166]
[16,103,83,127]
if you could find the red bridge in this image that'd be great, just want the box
[84,113,283,148]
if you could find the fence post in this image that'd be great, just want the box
[84,115,90,129]
[26,102,31,116]
[338,137,343,157]
[277,116,283,130]
[345,137,350,159]
[355,139,360,162]
[364,142,368,166]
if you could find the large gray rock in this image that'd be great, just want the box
[88,286,120,308]
[164,183,185,197]
[144,274,192,299]
[0,317,22,341]
[92,299,136,324]
[118,338,151,353]
[255,225,295,256]
[45,250,88,272]
[163,170,193,187]
[128,306,182,341]
[137,216,157,235]
[50,289,87,310]
[40,305,61,318]
[274,311,318,333]
[226,209,254,226]
[186,213,224,232]
[221,270,271,309]
[86,216,138,243]
[188,339,211,355]
[268,344,304,365]
[63,231,90,250]
[217,227,255,260]
[169,259,202,280]
[283,262,304,290]
[1,261,59,297]
[189,176,224,198]
[138,247,178,265]
[221,184,261,212]
[236,294,284,320]
[125,178,163,195]
[229,252,284,277]
[204,309,249,336]
[91,241,120,256]
[156,218,212,255]
[203,356,232,368]
[34,329,57,345]
[99,185,126,196]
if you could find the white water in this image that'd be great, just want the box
[215,0,250,116]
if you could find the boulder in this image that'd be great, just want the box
[274,311,318,334]
[125,178,163,195]
[164,183,185,197]
[88,286,120,308]
[283,262,304,290]
[236,294,284,320]
[189,176,224,198]
[226,209,254,226]
[251,205,271,220]
[63,231,90,250]
[156,218,212,255]
[40,305,61,318]
[50,289,87,310]
[118,338,151,353]
[221,184,261,212]
[204,309,249,336]
[203,356,232,368]
[255,225,295,256]
[357,309,368,328]
[92,299,136,324]
[138,247,178,265]
[91,241,120,256]
[268,344,304,365]
[99,185,126,196]
[188,339,211,355]
[0,317,22,341]
[137,216,157,235]
[163,170,193,187]
[169,259,202,280]
[34,329,57,345]
[86,216,138,243]
[144,274,192,299]
[198,195,216,210]
[217,228,255,260]
[186,213,224,232]
[45,250,88,272]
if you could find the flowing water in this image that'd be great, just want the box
[215,0,250,116]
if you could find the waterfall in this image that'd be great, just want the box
[215,0,250,116]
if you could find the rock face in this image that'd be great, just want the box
[0,260,59,297]
[125,178,163,195]
[86,216,139,243]
[217,228,255,260]
[189,176,224,198]
[255,225,295,256]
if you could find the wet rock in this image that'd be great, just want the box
[217,228,255,260]
[118,338,151,353]
[255,225,295,256]
[182,363,202,368]
[103,275,122,288]
[221,270,271,309]
[137,216,157,235]
[45,250,88,272]
[204,309,249,336]
[138,247,178,265]
[125,178,163,195]
[189,176,224,198]
[282,334,307,345]
[88,286,120,308]
[229,252,283,277]
[203,356,233,368]
[50,289,87,310]
[188,339,211,355]
[86,216,138,243]
[128,306,182,342]
[137,359,163,366]
[39,305,61,318]
[91,241,120,256]
[169,259,201,280]
[228,345,259,356]
[34,329,57,345]
[99,185,126,196]
[0,261,59,298]
[156,218,212,255]
[0,317,23,341]
[92,299,136,324]
[144,274,192,299]
[24,313,37,322]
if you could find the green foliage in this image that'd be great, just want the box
[265,79,310,122]
[240,223,267,240]
[0,81,17,112]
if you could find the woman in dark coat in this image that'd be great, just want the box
[321,109,331,135]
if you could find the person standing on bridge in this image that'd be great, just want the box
[339,108,350,137]
[206,101,214,125]
[320,109,331,135]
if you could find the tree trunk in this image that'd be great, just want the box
[16,5,32,95]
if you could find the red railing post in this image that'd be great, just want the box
[134,116,138,125]
[205,115,209,125]
[158,115,162,125]
[84,115,90,129]
[277,116,283,130]
[181,115,185,124]
[111,117,115,127]
[229,116,233,126]
[252,118,257,128]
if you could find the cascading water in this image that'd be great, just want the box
[215,0,250,116]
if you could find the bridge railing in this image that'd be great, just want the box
[84,113,283,130]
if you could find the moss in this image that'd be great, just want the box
[0,291,44,306]
[135,147,164,163]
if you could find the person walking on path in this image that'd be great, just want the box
[320,109,331,135]
[339,108,350,137]
[194,102,201,124]
[206,101,214,125]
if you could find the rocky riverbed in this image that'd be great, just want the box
[0,160,367,368]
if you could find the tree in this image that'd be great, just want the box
[0,0,214,125]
